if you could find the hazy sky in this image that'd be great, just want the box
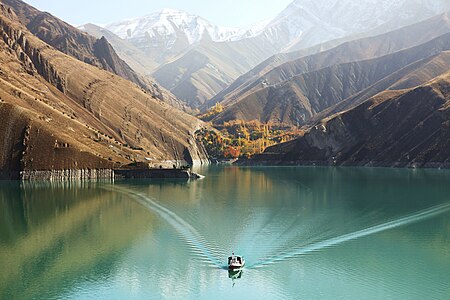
[24,0,293,27]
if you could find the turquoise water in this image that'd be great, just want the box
[1,166,449,299]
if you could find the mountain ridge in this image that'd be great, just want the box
[210,15,450,126]
[93,0,450,109]
[252,71,450,168]
[2,0,152,91]
[209,11,450,111]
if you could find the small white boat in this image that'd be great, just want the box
[228,252,245,270]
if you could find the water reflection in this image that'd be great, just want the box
[0,181,156,299]
[0,167,449,299]
[228,269,243,287]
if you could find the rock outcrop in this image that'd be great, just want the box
[0,16,66,91]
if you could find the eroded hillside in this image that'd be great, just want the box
[0,4,209,179]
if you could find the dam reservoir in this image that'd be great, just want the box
[0,166,449,299]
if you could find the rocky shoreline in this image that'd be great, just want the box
[114,169,203,180]
[13,168,203,181]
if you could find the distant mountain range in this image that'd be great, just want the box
[82,0,450,109]
[106,9,249,46]
[211,13,450,126]
[104,0,450,55]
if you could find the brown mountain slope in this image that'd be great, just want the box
[253,72,450,168]
[80,23,158,76]
[2,0,167,98]
[152,38,277,109]
[310,51,450,125]
[78,23,191,111]
[0,5,208,179]
[212,32,450,126]
[209,12,450,111]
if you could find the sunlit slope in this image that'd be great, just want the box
[0,4,209,177]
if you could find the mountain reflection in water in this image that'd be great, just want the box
[0,166,449,299]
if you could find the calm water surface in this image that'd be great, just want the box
[0,166,449,299]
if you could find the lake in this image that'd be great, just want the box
[1,166,449,299]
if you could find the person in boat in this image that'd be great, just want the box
[228,251,245,269]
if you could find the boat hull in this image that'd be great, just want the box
[228,262,245,270]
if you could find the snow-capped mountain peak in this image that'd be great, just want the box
[105,9,241,45]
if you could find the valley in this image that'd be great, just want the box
[1,0,450,177]
[1,2,450,300]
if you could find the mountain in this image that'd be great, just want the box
[1,0,157,91]
[0,3,209,179]
[275,0,450,52]
[78,23,187,110]
[98,0,450,109]
[211,17,450,126]
[209,12,450,110]
[106,0,450,56]
[105,9,244,63]
[151,39,276,108]
[212,48,450,126]
[6,0,189,110]
[252,71,450,168]
[101,10,277,108]
[79,23,158,76]
[309,50,450,125]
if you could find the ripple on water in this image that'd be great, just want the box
[248,202,450,268]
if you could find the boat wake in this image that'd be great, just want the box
[110,185,449,271]
[112,186,225,269]
[249,202,450,268]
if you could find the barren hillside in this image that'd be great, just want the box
[212,32,450,126]
[254,72,450,168]
[0,4,209,179]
